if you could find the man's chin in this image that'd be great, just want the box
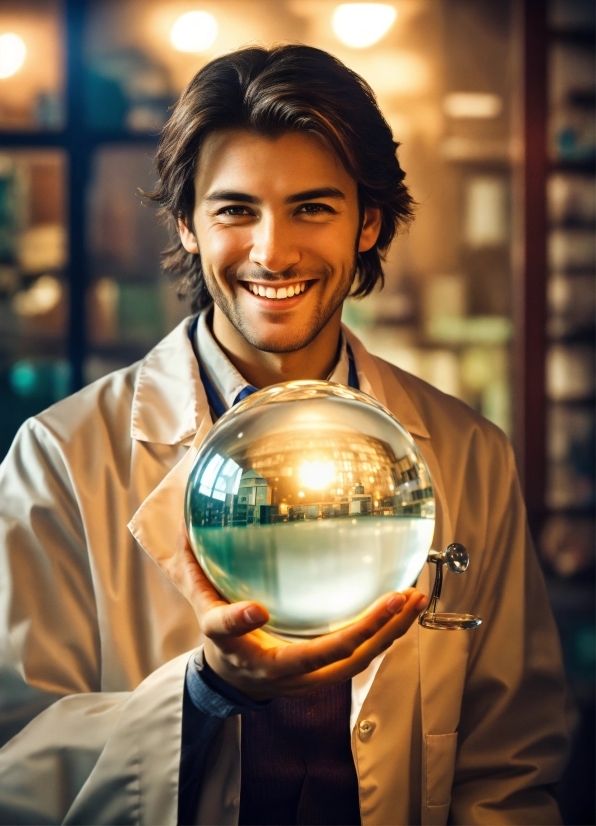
[240,329,318,355]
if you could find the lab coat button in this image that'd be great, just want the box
[358,719,375,740]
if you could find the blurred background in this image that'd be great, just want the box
[0,0,593,820]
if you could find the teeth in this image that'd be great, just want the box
[247,282,308,299]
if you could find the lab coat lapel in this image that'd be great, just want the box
[127,317,214,566]
[127,415,212,566]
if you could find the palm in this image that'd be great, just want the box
[165,522,426,701]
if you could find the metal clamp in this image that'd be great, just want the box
[418,543,482,630]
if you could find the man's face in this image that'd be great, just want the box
[179,129,381,353]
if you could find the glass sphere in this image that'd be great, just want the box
[185,381,435,637]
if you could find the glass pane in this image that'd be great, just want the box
[0,149,68,460]
[0,0,64,130]
[85,143,191,383]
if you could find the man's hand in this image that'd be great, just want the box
[163,522,428,702]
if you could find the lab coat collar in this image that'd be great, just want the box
[130,316,207,446]
[341,325,430,440]
[129,316,430,448]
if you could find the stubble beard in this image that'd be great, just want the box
[205,257,358,354]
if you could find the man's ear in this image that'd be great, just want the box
[358,207,382,253]
[178,219,200,254]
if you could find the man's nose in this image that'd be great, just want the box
[248,216,300,274]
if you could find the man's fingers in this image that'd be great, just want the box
[310,591,427,683]
[201,600,270,638]
[270,590,421,676]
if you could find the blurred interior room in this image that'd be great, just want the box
[0,1,593,822]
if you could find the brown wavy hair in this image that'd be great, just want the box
[146,44,414,311]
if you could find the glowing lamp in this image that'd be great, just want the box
[170,11,218,53]
[0,33,26,79]
[332,3,397,49]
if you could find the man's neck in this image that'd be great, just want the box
[210,306,343,388]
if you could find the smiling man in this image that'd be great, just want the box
[177,129,382,388]
[0,45,568,826]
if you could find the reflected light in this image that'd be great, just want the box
[443,93,502,119]
[300,461,336,490]
[0,33,26,79]
[333,4,397,48]
[170,11,218,53]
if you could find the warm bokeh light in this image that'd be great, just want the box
[346,50,429,96]
[333,3,397,49]
[170,10,218,53]
[0,33,26,79]
[12,275,62,317]
[300,460,336,490]
[443,92,503,119]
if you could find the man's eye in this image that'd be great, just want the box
[218,206,251,216]
[297,203,335,215]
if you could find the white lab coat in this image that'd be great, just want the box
[0,318,568,825]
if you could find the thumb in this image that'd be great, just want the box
[201,600,270,639]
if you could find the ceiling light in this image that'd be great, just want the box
[333,3,397,49]
[0,33,26,79]
[443,93,502,119]
[170,11,218,53]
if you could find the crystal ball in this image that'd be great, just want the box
[185,381,435,637]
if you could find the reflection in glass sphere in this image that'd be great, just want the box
[185,381,435,637]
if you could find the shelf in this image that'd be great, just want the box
[545,498,595,510]
[567,90,596,109]
[0,339,66,361]
[550,159,596,174]
[0,130,160,149]
[547,266,596,276]
[545,574,595,610]
[88,341,154,362]
[547,331,596,345]
[548,220,596,230]
[548,28,596,47]
[546,396,596,408]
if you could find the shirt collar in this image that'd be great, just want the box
[196,310,350,411]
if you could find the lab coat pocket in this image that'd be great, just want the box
[424,732,458,808]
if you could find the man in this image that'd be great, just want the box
[0,45,568,825]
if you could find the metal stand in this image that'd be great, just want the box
[418,543,482,630]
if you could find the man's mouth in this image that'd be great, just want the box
[241,281,313,300]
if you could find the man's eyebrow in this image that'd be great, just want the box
[285,187,346,204]
[204,190,260,204]
[203,187,346,204]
